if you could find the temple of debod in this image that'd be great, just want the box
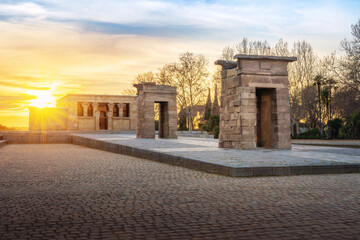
[4,55,360,177]
[28,54,296,150]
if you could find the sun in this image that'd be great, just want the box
[29,89,57,108]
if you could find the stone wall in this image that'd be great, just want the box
[56,94,137,131]
[216,55,296,150]
[2,132,71,144]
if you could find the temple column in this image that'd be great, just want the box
[81,102,89,117]
[107,103,114,130]
[94,102,100,130]
[117,103,124,117]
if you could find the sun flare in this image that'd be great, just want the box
[28,89,57,108]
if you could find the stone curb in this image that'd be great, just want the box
[71,135,360,177]
[292,143,360,149]
[1,132,71,144]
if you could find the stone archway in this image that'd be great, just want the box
[134,82,177,139]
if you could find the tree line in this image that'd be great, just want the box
[125,19,360,138]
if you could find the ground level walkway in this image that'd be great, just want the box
[0,144,359,240]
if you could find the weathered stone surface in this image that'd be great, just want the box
[134,82,177,139]
[234,54,297,62]
[214,60,237,69]
[29,94,137,131]
[217,54,296,150]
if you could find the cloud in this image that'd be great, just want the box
[1,0,358,45]
[0,93,36,114]
[0,79,51,91]
[0,94,36,103]
[0,2,45,14]
[0,2,48,19]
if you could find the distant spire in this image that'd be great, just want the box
[204,87,212,120]
[212,83,220,115]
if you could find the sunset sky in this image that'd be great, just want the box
[0,0,359,128]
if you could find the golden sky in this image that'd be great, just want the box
[0,19,222,127]
[0,0,358,128]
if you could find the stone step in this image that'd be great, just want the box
[177,131,214,139]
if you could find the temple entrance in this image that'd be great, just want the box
[216,55,295,149]
[98,103,108,130]
[134,82,177,139]
[99,112,107,130]
[256,88,275,148]
[157,102,169,138]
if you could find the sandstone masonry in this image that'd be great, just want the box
[134,82,177,139]
[216,55,296,150]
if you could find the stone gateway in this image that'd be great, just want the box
[134,82,177,139]
[216,55,296,150]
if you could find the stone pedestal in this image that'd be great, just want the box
[215,55,296,150]
[134,82,177,139]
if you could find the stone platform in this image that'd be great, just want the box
[72,134,360,177]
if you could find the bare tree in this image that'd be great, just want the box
[340,19,360,92]
[288,41,318,128]
[235,38,248,54]
[156,64,175,85]
[222,46,235,61]
[316,53,341,122]
[121,71,157,95]
[333,88,360,117]
[172,52,209,131]
[313,75,325,133]
[134,71,156,83]
[273,38,290,56]
[235,38,271,55]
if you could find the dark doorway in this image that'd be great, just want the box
[98,103,108,130]
[156,102,169,138]
[256,88,275,148]
[99,112,108,130]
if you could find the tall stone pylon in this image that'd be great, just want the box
[215,55,296,150]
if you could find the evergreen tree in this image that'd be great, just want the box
[178,106,188,130]
[204,88,212,120]
[212,83,220,115]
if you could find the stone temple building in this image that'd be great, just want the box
[29,94,137,131]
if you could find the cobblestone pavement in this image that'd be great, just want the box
[1,144,359,240]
